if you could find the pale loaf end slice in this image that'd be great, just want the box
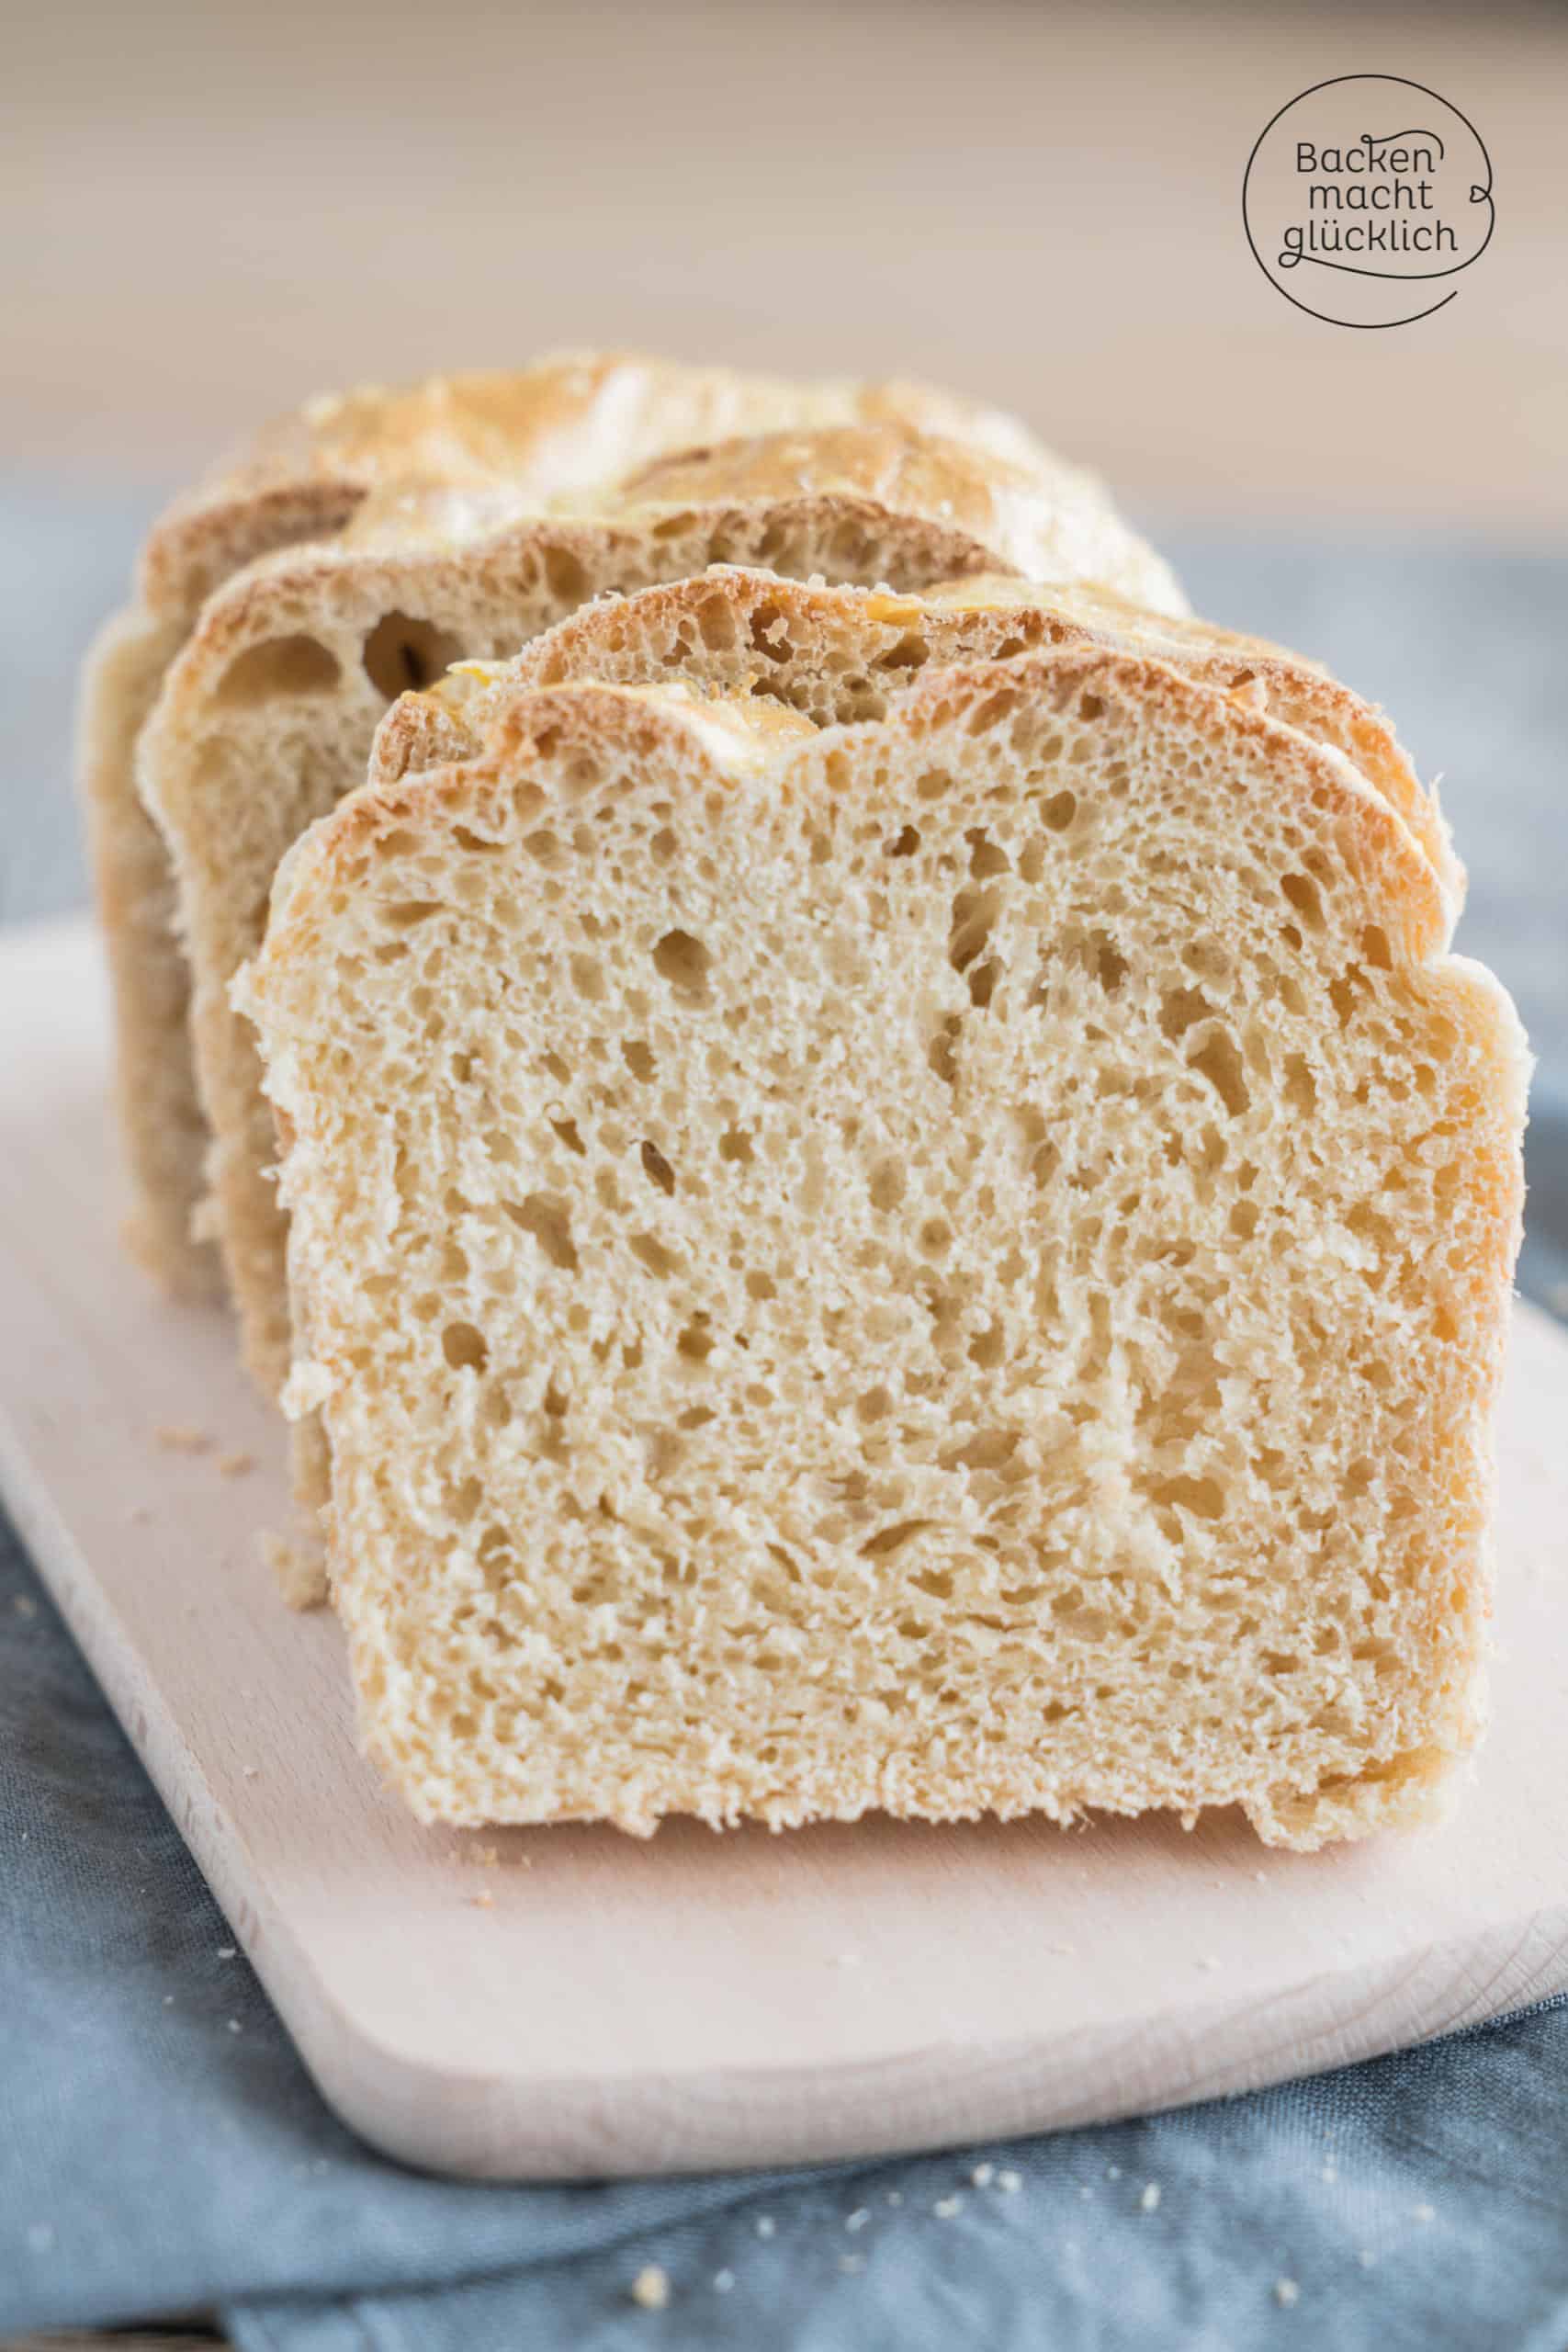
[238,628,1526,1848]
[84,352,1096,1301]
[141,426,1183,1412]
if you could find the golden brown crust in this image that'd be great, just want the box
[383,568,1456,907]
[136,356,1082,619]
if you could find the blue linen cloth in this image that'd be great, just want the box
[4,507,1567,2346]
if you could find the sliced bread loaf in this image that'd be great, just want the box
[83,353,1120,1300]
[139,425,1183,1413]
[237,607,1526,1847]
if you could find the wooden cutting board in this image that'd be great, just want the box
[4,914,1567,2183]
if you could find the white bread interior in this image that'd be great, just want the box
[238,594,1526,1849]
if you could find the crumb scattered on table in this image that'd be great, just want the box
[220,1451,256,1479]
[1140,2183,1162,2212]
[932,2195,964,2220]
[629,2263,670,2310]
[260,1529,325,1610]
[1275,2278,1300,2307]
[970,2163,995,2188]
[156,1423,213,1453]
[997,2168,1022,2194]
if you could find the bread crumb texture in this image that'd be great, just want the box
[239,581,1526,1849]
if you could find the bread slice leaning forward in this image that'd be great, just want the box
[238,590,1526,1849]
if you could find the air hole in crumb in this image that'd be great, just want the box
[362,612,463,699]
[503,1193,579,1272]
[1159,985,1211,1039]
[631,1233,681,1279]
[1189,1031,1249,1117]
[542,543,589,602]
[1042,789,1077,832]
[216,633,341,704]
[869,1160,905,1213]
[640,1141,676,1195]
[745,1271,776,1300]
[928,1016,962,1086]
[623,1040,656,1081]
[968,1321,1006,1368]
[886,825,921,858]
[676,1322,715,1365]
[1283,1054,1316,1116]
[570,955,604,1001]
[948,888,998,975]
[966,830,1011,879]
[442,1321,489,1372]
[653,929,712,1001]
[874,632,930,673]
[719,1127,754,1165]
[1361,923,1393,970]
[550,1117,586,1156]
[1280,872,1325,932]
[1152,1474,1225,1521]
[861,1519,931,1558]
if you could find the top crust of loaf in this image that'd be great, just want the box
[134,352,1106,620]
[145,427,1188,717]
[375,568,1459,912]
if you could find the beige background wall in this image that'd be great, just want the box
[5,0,1563,529]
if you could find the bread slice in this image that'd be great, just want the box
[84,352,1128,1301]
[237,607,1526,1848]
[301,567,1451,1611]
[138,420,1183,1410]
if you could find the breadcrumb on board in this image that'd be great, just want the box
[629,2264,670,2310]
[154,1422,213,1453]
